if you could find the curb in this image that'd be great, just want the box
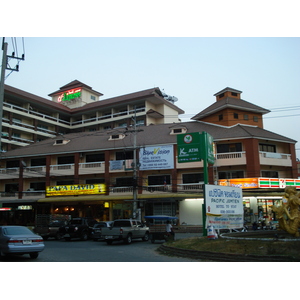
[158,244,299,262]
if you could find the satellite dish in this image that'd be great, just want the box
[161,90,178,103]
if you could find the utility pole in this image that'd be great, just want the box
[0,39,8,154]
[0,37,25,153]
[125,106,143,220]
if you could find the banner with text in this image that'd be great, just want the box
[205,184,244,229]
[139,145,174,170]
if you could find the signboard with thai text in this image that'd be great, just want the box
[218,178,259,189]
[205,184,243,215]
[58,88,82,103]
[205,184,243,229]
[46,183,106,197]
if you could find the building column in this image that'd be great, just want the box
[18,159,24,199]
[289,143,298,178]
[104,150,110,195]
[46,155,51,187]
[74,153,80,184]
[244,138,260,177]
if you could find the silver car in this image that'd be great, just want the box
[0,225,45,259]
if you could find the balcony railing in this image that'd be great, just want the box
[215,151,246,166]
[259,151,292,166]
[79,162,105,174]
[4,101,146,129]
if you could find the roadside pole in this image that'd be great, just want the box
[202,132,209,237]
[0,40,8,154]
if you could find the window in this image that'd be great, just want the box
[253,116,258,122]
[216,143,242,153]
[91,95,96,100]
[218,114,223,121]
[261,171,278,178]
[109,134,125,141]
[56,180,73,185]
[57,156,74,165]
[115,151,133,160]
[182,173,204,183]
[218,171,244,179]
[231,92,238,97]
[218,93,225,99]
[234,113,239,119]
[259,144,276,153]
[31,158,46,166]
[86,153,105,162]
[86,178,105,184]
[115,177,134,187]
[30,182,46,191]
[244,114,249,120]
[148,175,170,185]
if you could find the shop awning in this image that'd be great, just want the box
[37,193,202,203]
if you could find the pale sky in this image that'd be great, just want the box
[3,37,300,159]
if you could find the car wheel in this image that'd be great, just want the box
[106,240,113,245]
[81,231,88,241]
[142,232,149,241]
[124,234,132,244]
[29,253,39,259]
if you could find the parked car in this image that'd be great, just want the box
[0,225,45,259]
[100,219,150,244]
[34,220,67,240]
[59,217,98,241]
[90,221,113,241]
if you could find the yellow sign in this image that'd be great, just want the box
[46,184,106,197]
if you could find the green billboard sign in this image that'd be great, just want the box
[177,131,215,164]
[177,132,202,163]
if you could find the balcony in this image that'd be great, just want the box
[0,190,45,201]
[259,152,292,167]
[3,102,70,127]
[0,167,19,179]
[50,164,75,176]
[215,151,247,166]
[24,166,47,178]
[79,162,105,175]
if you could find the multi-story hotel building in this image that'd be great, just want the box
[0,83,298,227]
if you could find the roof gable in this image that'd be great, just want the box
[191,97,270,120]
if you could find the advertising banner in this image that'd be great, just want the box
[46,183,107,197]
[206,215,244,230]
[139,145,174,170]
[218,178,259,189]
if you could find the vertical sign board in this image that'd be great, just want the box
[177,132,202,163]
[205,132,215,165]
[205,184,244,230]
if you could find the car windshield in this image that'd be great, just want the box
[4,226,33,235]
[48,221,64,227]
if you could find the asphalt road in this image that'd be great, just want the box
[0,233,202,262]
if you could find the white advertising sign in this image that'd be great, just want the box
[205,184,243,215]
[139,145,174,170]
